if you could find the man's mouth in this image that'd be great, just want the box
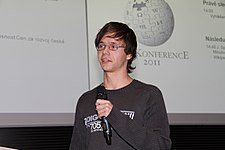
[101,58,111,63]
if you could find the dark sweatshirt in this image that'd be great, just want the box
[70,80,171,150]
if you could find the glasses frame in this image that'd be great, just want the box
[96,43,125,51]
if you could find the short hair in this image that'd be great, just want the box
[95,22,137,73]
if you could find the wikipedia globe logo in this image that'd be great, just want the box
[124,0,174,46]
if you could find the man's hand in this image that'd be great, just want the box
[95,99,113,118]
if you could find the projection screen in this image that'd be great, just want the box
[0,0,224,126]
[87,0,225,124]
[0,0,88,126]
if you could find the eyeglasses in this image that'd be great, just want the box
[96,43,125,51]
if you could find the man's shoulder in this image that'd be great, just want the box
[79,86,98,98]
[133,79,160,91]
[77,84,102,102]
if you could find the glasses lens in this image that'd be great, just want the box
[97,43,105,51]
[111,44,118,51]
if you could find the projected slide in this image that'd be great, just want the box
[87,0,225,114]
[0,0,88,114]
[0,0,224,126]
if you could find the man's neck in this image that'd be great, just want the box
[103,72,133,90]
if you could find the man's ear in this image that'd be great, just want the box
[126,53,132,60]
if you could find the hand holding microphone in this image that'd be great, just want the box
[96,86,112,145]
[96,99,113,118]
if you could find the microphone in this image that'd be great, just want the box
[96,85,112,145]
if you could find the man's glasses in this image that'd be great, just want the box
[96,43,125,51]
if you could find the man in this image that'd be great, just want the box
[70,22,171,150]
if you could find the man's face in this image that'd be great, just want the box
[97,33,131,74]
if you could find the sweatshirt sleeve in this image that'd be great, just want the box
[107,86,172,150]
[69,104,86,150]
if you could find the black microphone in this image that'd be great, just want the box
[96,85,112,145]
